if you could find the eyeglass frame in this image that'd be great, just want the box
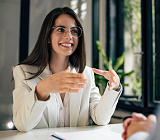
[52,25,83,38]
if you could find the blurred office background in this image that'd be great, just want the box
[0,0,160,130]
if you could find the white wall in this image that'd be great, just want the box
[0,0,20,130]
[0,0,20,114]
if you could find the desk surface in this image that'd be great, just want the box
[0,123,123,140]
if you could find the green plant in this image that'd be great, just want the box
[95,41,134,94]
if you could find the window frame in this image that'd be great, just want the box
[104,0,160,114]
[155,0,160,102]
[92,0,99,69]
[19,0,30,63]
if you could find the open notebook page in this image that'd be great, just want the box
[55,128,123,140]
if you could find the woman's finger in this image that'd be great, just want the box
[61,88,80,93]
[61,72,84,78]
[92,68,105,76]
[61,77,88,84]
[109,76,116,85]
[62,83,86,89]
[108,80,118,91]
[64,66,71,72]
[93,68,114,81]
[92,68,117,81]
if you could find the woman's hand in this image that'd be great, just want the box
[92,68,120,91]
[36,66,88,101]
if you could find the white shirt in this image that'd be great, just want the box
[127,131,149,140]
[56,93,70,127]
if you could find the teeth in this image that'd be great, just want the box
[61,44,72,47]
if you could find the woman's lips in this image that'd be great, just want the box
[60,43,73,48]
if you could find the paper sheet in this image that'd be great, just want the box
[55,128,123,140]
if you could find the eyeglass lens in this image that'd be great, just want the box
[54,26,82,38]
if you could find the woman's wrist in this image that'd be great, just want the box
[35,85,50,101]
[113,83,121,92]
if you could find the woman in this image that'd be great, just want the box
[12,7,122,131]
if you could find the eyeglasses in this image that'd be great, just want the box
[52,26,82,38]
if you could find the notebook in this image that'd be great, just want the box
[54,128,123,140]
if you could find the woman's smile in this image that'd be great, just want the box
[59,42,74,48]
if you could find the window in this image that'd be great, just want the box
[123,0,142,101]
[70,0,92,66]
[104,0,160,114]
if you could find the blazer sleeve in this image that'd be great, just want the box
[127,132,149,140]
[89,68,122,125]
[12,65,49,131]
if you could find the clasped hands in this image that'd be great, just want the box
[36,66,120,101]
[122,112,157,140]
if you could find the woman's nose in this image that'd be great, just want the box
[64,30,73,39]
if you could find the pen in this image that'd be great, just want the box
[51,134,64,140]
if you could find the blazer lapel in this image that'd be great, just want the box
[70,68,82,127]
[38,64,52,80]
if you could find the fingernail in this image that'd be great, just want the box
[77,89,80,92]
[82,84,86,88]
[79,74,84,77]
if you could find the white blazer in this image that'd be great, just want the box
[12,64,122,131]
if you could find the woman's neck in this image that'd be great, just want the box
[49,54,69,74]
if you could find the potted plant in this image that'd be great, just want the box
[95,41,134,95]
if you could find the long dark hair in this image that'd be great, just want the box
[19,7,86,80]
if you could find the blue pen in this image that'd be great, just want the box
[51,134,64,140]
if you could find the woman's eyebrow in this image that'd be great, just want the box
[56,25,78,28]
[55,25,66,28]
[70,26,78,29]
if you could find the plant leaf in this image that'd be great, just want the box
[113,52,126,71]
[122,83,129,86]
[96,41,109,70]
[121,70,135,77]
[108,58,113,70]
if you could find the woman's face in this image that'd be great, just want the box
[50,14,79,57]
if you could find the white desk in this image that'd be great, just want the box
[0,123,123,140]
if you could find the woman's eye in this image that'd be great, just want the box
[57,28,65,32]
[71,29,78,34]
